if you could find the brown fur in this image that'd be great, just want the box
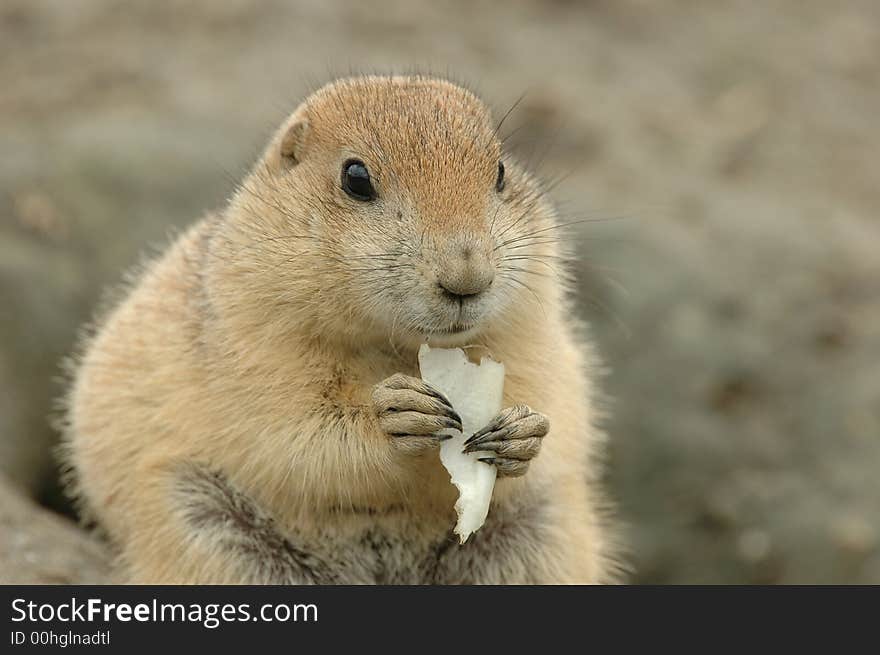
[61,75,621,584]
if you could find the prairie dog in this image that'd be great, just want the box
[62,75,619,583]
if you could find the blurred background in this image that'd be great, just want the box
[1,0,878,584]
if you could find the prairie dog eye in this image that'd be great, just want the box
[341,159,376,201]
[495,161,505,193]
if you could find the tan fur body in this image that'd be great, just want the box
[63,76,619,584]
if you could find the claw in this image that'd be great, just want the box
[419,382,455,412]
[463,438,498,454]
[440,405,463,427]
[478,456,530,477]
[393,432,454,441]
[465,426,510,449]
[464,422,496,446]
[443,416,463,432]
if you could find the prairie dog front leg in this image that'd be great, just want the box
[463,405,550,477]
[371,373,462,455]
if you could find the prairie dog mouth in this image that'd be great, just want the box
[436,324,473,334]
[421,322,478,337]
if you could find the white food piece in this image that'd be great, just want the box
[418,344,505,543]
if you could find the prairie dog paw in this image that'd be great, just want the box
[372,373,462,454]
[462,404,549,477]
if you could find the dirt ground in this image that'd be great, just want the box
[1,0,878,583]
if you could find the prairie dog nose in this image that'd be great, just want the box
[437,241,494,298]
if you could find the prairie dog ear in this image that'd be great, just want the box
[279,118,309,166]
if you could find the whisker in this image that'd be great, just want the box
[499,238,564,251]
[345,265,415,274]
[493,200,541,241]
[495,216,626,251]
[498,265,554,280]
[502,252,570,262]
[494,92,527,140]
[501,255,560,275]
[499,273,546,317]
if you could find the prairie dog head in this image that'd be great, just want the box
[224,76,560,348]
